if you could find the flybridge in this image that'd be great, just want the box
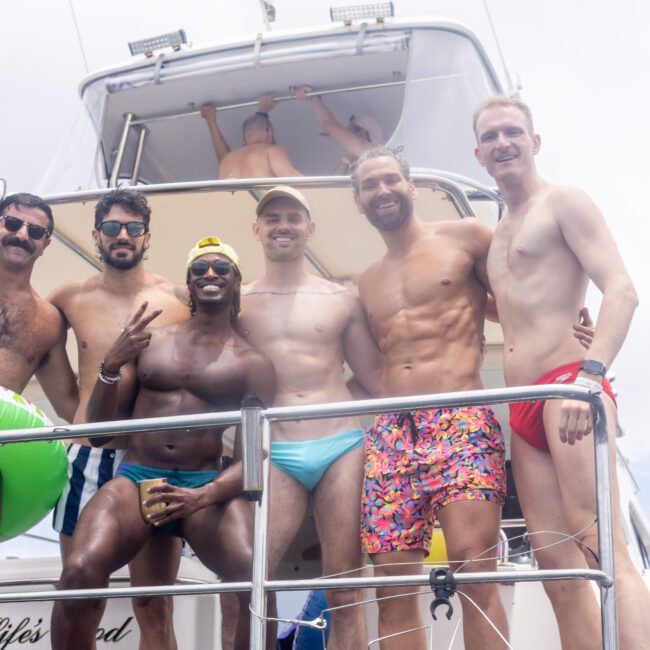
[73,19,501,189]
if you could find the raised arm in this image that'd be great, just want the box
[343,295,382,398]
[35,312,79,423]
[294,85,371,159]
[86,303,161,442]
[200,103,232,162]
[557,188,638,369]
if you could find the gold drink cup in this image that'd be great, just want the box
[138,477,167,524]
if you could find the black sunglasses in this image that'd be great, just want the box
[1,214,51,241]
[190,259,233,277]
[97,220,147,237]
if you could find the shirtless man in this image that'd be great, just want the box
[51,236,275,650]
[293,85,383,174]
[350,147,508,650]
[200,94,302,179]
[0,192,77,417]
[475,95,650,650]
[237,186,381,649]
[49,189,189,649]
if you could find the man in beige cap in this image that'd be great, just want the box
[238,186,381,649]
[52,236,276,650]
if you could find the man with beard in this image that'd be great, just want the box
[0,192,77,418]
[351,147,509,650]
[237,186,381,649]
[49,189,189,649]
[475,96,650,650]
[51,236,275,650]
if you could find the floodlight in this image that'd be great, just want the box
[330,2,394,25]
[128,29,188,57]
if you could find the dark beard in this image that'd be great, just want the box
[99,243,145,270]
[364,193,413,231]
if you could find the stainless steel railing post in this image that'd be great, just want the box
[250,418,272,650]
[593,397,618,649]
[109,112,133,187]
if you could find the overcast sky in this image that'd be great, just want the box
[1,0,648,498]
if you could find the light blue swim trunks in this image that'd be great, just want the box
[271,428,364,491]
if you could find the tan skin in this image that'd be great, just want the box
[476,103,650,650]
[48,206,189,650]
[200,95,302,179]
[0,204,78,418]
[235,195,381,650]
[353,155,508,650]
[51,257,276,650]
[293,85,374,173]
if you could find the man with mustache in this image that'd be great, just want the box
[49,189,189,649]
[0,192,77,418]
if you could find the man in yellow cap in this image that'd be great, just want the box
[51,236,276,650]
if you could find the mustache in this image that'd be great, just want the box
[109,241,135,251]
[3,235,35,253]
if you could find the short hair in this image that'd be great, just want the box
[472,94,535,136]
[0,192,54,233]
[94,189,151,229]
[350,145,410,194]
[242,113,271,141]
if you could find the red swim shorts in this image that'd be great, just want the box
[509,361,616,451]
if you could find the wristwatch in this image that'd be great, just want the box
[579,359,607,377]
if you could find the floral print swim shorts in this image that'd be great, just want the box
[361,406,506,554]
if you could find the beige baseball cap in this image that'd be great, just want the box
[255,185,311,219]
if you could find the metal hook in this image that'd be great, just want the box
[428,567,456,621]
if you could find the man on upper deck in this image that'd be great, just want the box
[475,95,650,649]
[201,95,302,179]
[237,185,381,649]
[49,189,189,648]
[351,147,508,650]
[0,192,77,416]
[293,84,383,174]
[51,236,275,650]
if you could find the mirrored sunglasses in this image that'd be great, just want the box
[190,259,233,277]
[98,220,147,237]
[0,214,51,241]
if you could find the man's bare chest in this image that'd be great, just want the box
[241,293,349,347]
[0,300,55,361]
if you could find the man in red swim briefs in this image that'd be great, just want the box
[476,95,650,649]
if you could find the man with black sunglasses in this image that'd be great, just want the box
[0,191,78,419]
[52,236,275,650]
[48,189,190,649]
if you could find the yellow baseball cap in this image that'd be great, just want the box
[186,236,240,274]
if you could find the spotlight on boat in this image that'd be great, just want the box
[128,29,188,58]
[330,2,394,26]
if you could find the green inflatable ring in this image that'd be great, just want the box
[0,386,68,542]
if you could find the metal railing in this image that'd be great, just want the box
[0,383,617,649]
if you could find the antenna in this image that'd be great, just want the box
[259,1,276,30]
[482,0,516,95]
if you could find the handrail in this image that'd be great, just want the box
[0,383,618,649]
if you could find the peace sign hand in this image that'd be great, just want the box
[102,302,162,373]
